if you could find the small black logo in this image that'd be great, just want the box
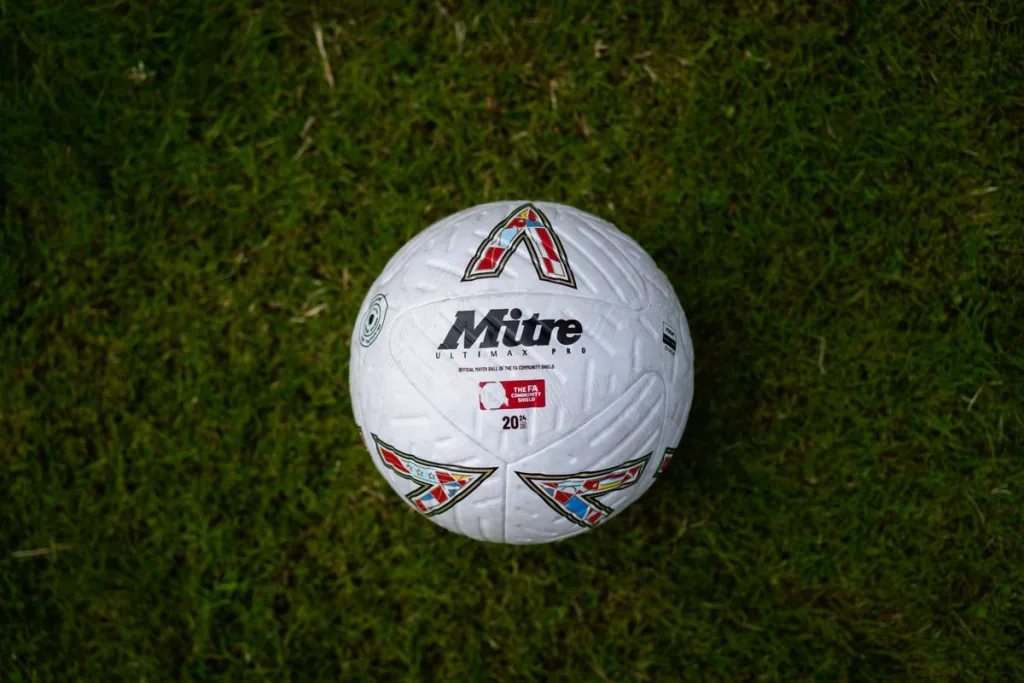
[359,294,388,347]
[662,323,677,355]
[438,308,583,350]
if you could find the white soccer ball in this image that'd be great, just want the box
[349,201,694,544]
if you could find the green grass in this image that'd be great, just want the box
[2,1,1023,680]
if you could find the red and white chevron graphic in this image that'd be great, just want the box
[463,203,576,287]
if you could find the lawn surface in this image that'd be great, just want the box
[2,1,1023,680]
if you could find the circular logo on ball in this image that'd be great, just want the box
[359,294,388,347]
[479,381,509,410]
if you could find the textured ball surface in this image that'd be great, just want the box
[349,201,694,544]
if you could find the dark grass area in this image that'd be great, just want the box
[2,1,1023,680]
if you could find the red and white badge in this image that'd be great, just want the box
[478,379,546,410]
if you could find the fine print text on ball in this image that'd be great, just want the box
[458,363,555,373]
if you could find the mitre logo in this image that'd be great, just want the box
[438,308,583,350]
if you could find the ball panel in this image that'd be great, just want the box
[368,201,666,314]
[505,372,666,544]
[361,427,507,542]
[385,295,678,466]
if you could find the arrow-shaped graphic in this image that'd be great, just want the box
[462,203,576,287]
[516,454,651,528]
[372,434,496,517]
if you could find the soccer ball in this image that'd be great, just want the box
[349,201,694,544]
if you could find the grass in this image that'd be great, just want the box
[1,0,1023,680]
